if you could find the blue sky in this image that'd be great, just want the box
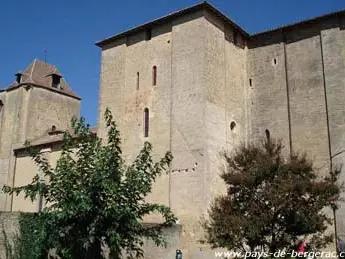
[1,0,344,126]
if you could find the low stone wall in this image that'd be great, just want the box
[142,224,182,258]
[0,213,185,259]
[0,212,20,259]
[0,213,221,259]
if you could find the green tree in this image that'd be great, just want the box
[3,109,176,259]
[203,137,341,256]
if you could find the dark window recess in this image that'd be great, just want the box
[230,121,236,131]
[265,129,270,140]
[52,74,61,88]
[274,58,277,65]
[145,28,152,41]
[15,73,22,83]
[136,72,140,90]
[144,108,149,137]
[51,125,56,132]
[249,79,252,86]
[152,66,157,86]
[233,30,238,45]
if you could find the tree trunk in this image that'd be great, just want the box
[85,240,102,259]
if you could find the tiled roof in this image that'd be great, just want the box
[1,59,80,100]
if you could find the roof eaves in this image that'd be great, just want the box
[0,83,81,100]
[202,2,249,38]
[96,1,250,48]
[251,8,345,37]
[95,2,207,47]
[96,3,345,47]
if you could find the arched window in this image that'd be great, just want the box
[230,121,236,131]
[152,66,157,86]
[144,108,149,137]
[265,129,270,140]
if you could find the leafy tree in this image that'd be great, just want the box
[3,109,176,259]
[203,137,341,256]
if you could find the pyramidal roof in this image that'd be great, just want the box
[2,59,80,100]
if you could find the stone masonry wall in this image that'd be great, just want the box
[0,212,183,259]
[0,212,20,259]
[98,9,250,258]
[248,15,345,246]
[0,86,80,212]
[0,89,26,212]
[98,6,345,258]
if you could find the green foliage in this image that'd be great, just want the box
[3,108,176,259]
[203,138,342,255]
[15,213,47,259]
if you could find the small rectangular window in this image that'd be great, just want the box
[136,72,140,90]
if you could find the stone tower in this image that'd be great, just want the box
[0,59,80,211]
[96,3,248,257]
[96,2,345,258]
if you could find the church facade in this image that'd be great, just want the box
[2,2,345,258]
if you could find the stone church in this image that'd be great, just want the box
[2,2,345,258]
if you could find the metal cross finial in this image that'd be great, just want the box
[44,49,48,63]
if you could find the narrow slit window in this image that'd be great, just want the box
[136,72,140,90]
[152,66,157,86]
[249,78,252,86]
[144,108,149,137]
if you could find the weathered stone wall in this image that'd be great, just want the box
[25,87,80,141]
[320,16,345,238]
[98,12,208,257]
[0,212,20,259]
[248,15,345,243]
[0,89,26,211]
[0,212,182,259]
[169,12,207,254]
[203,9,247,210]
[11,146,64,212]
[0,86,80,212]
[247,34,291,150]
[96,5,345,258]
[97,9,249,258]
